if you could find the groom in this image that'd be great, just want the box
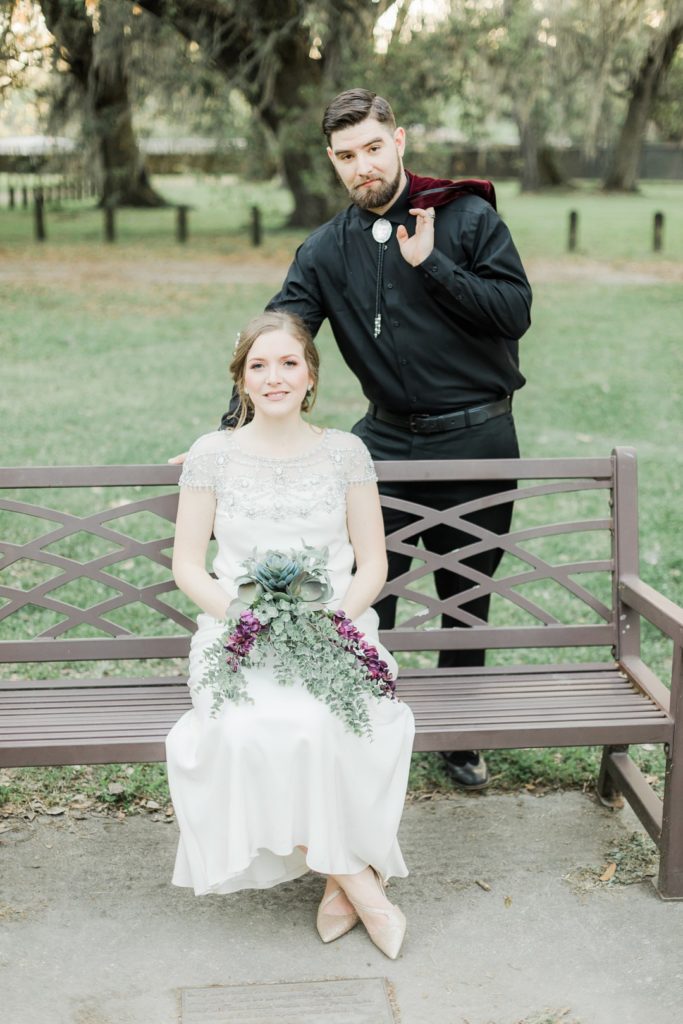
[222,89,532,789]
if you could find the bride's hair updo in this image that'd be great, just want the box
[229,311,320,430]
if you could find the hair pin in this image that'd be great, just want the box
[234,331,241,352]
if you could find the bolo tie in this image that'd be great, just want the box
[371,217,393,338]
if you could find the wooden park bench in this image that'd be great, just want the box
[1,448,682,898]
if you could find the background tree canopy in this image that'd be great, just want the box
[1,0,682,218]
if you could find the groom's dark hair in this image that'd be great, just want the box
[322,89,396,144]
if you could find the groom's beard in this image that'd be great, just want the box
[348,161,403,211]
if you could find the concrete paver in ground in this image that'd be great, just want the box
[1,790,681,1024]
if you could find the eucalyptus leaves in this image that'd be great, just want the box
[196,546,396,737]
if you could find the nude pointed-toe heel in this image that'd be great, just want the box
[316,887,360,943]
[347,870,407,960]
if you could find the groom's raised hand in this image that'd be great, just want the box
[396,206,435,267]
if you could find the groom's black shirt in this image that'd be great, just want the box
[222,179,531,425]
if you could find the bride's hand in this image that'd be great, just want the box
[168,451,188,465]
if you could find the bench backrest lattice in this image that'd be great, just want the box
[0,466,189,663]
[0,450,637,667]
[375,451,635,661]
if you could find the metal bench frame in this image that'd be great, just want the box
[1,448,682,898]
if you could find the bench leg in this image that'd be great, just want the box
[657,751,683,899]
[657,647,683,899]
[596,744,628,807]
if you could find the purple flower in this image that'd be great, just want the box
[223,611,265,670]
[330,610,396,700]
[380,677,397,698]
[332,610,364,643]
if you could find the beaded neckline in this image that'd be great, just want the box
[229,428,329,464]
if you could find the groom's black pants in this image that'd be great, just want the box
[352,408,519,668]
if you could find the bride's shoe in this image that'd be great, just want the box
[316,887,360,943]
[346,870,407,960]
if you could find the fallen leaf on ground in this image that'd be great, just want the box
[600,862,617,882]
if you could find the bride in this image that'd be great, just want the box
[166,310,415,959]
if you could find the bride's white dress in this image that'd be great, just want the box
[166,427,415,896]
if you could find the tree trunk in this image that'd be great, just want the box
[91,2,166,207]
[39,0,165,208]
[279,145,339,227]
[603,10,683,192]
[516,111,567,191]
[502,0,568,193]
[517,116,541,191]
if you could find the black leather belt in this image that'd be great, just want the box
[368,396,511,435]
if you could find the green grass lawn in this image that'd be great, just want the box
[1,175,681,811]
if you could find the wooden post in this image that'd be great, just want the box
[176,205,189,243]
[251,205,262,247]
[34,191,46,242]
[104,203,116,242]
[653,211,664,252]
[22,186,28,208]
[568,210,578,252]
[8,186,15,209]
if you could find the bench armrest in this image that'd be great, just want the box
[619,575,683,644]
[620,655,671,715]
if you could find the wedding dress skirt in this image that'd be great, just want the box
[165,428,415,897]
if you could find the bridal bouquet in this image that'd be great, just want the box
[196,545,396,737]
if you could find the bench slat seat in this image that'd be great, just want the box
[1,664,673,766]
[402,663,673,750]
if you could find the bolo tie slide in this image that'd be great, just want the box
[371,218,393,338]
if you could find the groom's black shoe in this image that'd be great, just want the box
[441,750,490,790]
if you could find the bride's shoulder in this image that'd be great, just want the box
[179,432,235,489]
[323,428,369,454]
[323,429,376,483]
[186,429,234,458]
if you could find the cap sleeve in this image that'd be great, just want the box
[178,432,225,492]
[344,436,378,487]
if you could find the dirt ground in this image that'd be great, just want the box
[2,249,682,290]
